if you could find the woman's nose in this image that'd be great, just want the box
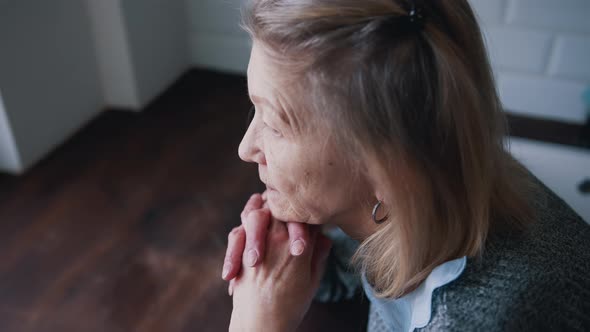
[238,122,266,165]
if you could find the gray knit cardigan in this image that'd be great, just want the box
[315,180,590,331]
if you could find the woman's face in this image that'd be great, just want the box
[239,43,373,231]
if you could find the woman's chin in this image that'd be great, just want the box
[267,195,326,225]
[265,191,288,220]
[266,191,306,223]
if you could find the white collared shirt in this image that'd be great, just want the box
[361,256,467,332]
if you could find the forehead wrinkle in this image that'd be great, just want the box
[249,93,292,126]
[250,89,303,135]
[247,43,304,134]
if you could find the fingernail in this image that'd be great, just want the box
[246,249,258,267]
[290,240,305,256]
[222,262,232,279]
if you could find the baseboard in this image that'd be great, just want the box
[507,112,589,150]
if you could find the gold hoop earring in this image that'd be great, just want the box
[372,201,389,224]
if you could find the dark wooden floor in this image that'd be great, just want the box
[0,70,369,332]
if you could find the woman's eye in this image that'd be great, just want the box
[248,105,282,137]
[264,122,282,137]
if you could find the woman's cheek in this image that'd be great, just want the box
[265,141,307,206]
[265,143,294,192]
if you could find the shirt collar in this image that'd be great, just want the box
[362,256,467,331]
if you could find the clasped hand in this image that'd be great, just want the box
[223,193,332,332]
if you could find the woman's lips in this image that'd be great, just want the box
[260,176,276,191]
[264,182,277,191]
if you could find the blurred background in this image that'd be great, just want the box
[0,0,588,331]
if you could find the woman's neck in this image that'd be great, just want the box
[329,206,380,241]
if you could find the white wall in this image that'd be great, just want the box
[120,0,190,107]
[0,0,103,172]
[510,137,590,222]
[471,0,590,124]
[187,0,251,73]
[0,0,190,173]
[187,0,590,123]
[88,0,190,109]
[87,0,140,109]
[0,91,21,173]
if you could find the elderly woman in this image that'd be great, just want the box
[221,0,590,331]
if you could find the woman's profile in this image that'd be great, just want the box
[221,0,590,331]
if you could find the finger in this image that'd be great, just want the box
[222,226,246,281]
[261,189,268,202]
[287,222,311,257]
[243,209,271,267]
[261,191,270,209]
[240,193,262,221]
[268,212,288,236]
[310,233,332,282]
[289,224,318,270]
[240,194,263,221]
[228,279,235,296]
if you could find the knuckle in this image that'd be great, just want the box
[227,227,241,240]
[246,239,261,252]
[243,211,265,229]
[241,211,253,224]
[240,210,251,223]
[249,210,267,223]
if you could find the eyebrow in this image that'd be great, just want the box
[249,94,291,126]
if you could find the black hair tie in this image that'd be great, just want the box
[401,4,425,32]
[408,6,425,27]
[383,2,426,36]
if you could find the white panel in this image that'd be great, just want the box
[498,72,587,123]
[190,32,251,74]
[508,0,590,33]
[120,0,190,107]
[486,26,553,73]
[0,0,103,170]
[86,0,140,109]
[468,0,507,25]
[549,35,590,82]
[0,91,21,173]
[509,137,590,223]
[187,0,251,73]
[187,0,245,35]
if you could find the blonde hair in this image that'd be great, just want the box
[242,0,535,298]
